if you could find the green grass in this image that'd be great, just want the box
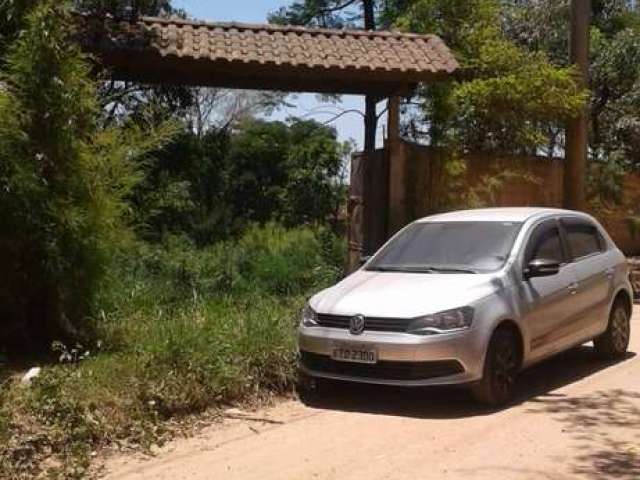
[0,224,345,479]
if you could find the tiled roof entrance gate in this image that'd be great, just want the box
[78,14,458,269]
[79,15,457,95]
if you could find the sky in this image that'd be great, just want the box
[171,0,387,150]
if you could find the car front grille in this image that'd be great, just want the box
[300,352,464,381]
[316,313,412,332]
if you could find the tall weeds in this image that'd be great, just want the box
[0,224,345,479]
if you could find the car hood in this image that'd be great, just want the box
[310,270,502,318]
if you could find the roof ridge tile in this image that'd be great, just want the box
[138,15,436,41]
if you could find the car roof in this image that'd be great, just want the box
[415,207,589,223]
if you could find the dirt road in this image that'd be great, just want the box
[105,311,640,480]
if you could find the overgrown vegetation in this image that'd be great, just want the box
[0,224,345,478]
[0,2,348,477]
[0,1,349,352]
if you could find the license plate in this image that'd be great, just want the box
[331,345,377,364]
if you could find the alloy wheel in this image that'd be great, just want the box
[611,306,630,352]
[491,337,518,400]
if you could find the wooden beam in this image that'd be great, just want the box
[92,51,434,96]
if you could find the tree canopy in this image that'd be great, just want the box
[392,0,587,154]
[132,118,350,244]
[503,0,640,199]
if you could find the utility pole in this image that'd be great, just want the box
[564,0,590,210]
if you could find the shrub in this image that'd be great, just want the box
[95,224,344,311]
[0,1,176,351]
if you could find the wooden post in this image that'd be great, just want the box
[388,95,400,146]
[564,0,590,211]
[387,95,407,235]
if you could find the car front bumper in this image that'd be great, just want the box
[298,324,486,386]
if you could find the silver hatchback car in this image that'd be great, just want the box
[298,208,634,405]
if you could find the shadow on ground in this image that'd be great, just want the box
[299,346,636,421]
[526,388,640,479]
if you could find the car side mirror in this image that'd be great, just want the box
[360,256,371,266]
[525,258,561,279]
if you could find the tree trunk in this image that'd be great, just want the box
[364,96,377,151]
[564,0,590,210]
[363,0,375,30]
[363,0,377,152]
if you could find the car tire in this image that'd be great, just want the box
[594,299,631,360]
[297,372,334,400]
[472,328,521,407]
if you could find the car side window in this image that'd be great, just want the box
[562,218,604,261]
[525,221,564,264]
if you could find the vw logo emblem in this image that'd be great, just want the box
[349,314,365,335]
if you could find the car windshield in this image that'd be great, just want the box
[366,221,523,274]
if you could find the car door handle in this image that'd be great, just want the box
[568,282,579,294]
[605,269,614,279]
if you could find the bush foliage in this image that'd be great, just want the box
[0,1,176,350]
[133,118,349,244]
[396,0,588,153]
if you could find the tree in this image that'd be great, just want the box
[269,0,408,29]
[270,0,399,151]
[0,0,197,130]
[395,0,587,154]
[74,0,174,17]
[131,127,231,243]
[502,0,640,201]
[224,118,350,228]
[184,88,288,140]
[131,116,350,244]
[271,0,587,157]
[0,1,175,59]
[279,119,351,226]
[270,0,362,28]
[0,0,39,59]
[0,1,175,350]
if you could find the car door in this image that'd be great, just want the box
[519,218,580,361]
[560,216,613,343]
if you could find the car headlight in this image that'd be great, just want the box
[301,304,319,327]
[406,307,474,335]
